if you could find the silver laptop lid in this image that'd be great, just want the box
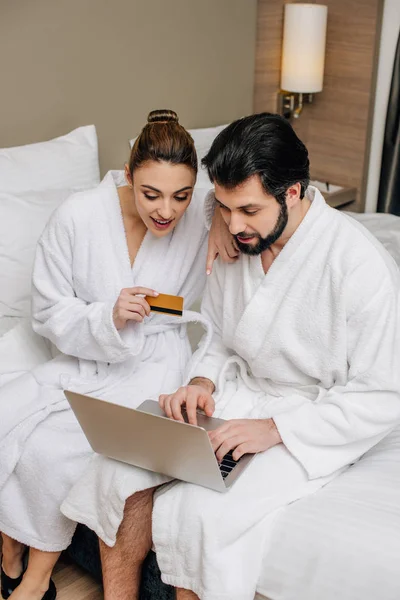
[64,391,227,492]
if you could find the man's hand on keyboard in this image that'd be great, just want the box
[208,418,282,462]
[159,380,215,426]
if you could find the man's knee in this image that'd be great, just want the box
[124,487,155,517]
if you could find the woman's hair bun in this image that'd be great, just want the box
[128,108,197,176]
[147,109,179,124]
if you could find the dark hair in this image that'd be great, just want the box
[129,109,197,176]
[202,113,310,204]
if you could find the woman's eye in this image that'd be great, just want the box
[144,193,158,200]
[243,210,258,216]
[175,195,188,202]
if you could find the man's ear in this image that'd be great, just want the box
[124,163,133,188]
[286,183,302,208]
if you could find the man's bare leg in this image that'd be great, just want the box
[176,589,200,600]
[100,487,156,600]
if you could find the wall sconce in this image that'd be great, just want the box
[278,3,328,119]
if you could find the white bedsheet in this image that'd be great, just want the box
[0,317,51,385]
[346,212,400,267]
[257,424,400,600]
[0,316,21,337]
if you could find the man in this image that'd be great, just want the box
[72,114,400,600]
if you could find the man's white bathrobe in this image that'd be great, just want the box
[0,171,211,551]
[64,188,400,600]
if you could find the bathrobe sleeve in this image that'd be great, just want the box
[189,260,232,388]
[203,190,216,230]
[274,272,400,479]
[31,209,134,364]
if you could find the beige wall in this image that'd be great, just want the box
[254,0,383,212]
[0,0,257,174]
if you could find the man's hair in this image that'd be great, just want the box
[202,113,310,204]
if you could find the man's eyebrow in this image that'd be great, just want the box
[141,185,193,193]
[215,197,261,210]
[214,197,227,208]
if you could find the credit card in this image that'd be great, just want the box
[145,293,184,317]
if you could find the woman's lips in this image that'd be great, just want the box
[151,217,174,230]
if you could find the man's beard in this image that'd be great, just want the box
[234,202,288,256]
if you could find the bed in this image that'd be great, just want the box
[1,127,400,600]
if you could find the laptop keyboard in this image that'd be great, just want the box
[219,450,241,479]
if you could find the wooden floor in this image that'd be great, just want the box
[1,555,268,599]
[53,556,103,600]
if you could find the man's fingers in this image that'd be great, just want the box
[161,387,189,422]
[197,394,215,417]
[163,396,173,419]
[232,443,251,461]
[208,422,231,444]
[170,396,185,422]
[215,436,241,463]
[185,389,199,425]
[159,394,167,411]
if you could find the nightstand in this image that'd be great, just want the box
[310,180,357,210]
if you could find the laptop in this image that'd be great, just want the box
[64,391,256,493]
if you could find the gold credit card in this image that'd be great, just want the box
[145,293,184,317]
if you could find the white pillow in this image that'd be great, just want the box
[0,125,100,193]
[129,123,228,188]
[188,124,228,187]
[0,189,73,317]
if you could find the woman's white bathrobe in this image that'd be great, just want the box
[63,188,400,600]
[0,171,211,551]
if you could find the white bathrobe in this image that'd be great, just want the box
[63,187,400,600]
[0,170,211,551]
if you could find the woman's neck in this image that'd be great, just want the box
[118,186,141,223]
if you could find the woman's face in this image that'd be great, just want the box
[126,161,196,237]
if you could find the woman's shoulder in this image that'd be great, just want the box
[48,175,114,229]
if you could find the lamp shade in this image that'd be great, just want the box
[281,3,328,93]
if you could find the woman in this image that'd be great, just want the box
[0,109,237,600]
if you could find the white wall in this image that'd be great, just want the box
[365,0,400,212]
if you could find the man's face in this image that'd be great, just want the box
[214,176,288,256]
